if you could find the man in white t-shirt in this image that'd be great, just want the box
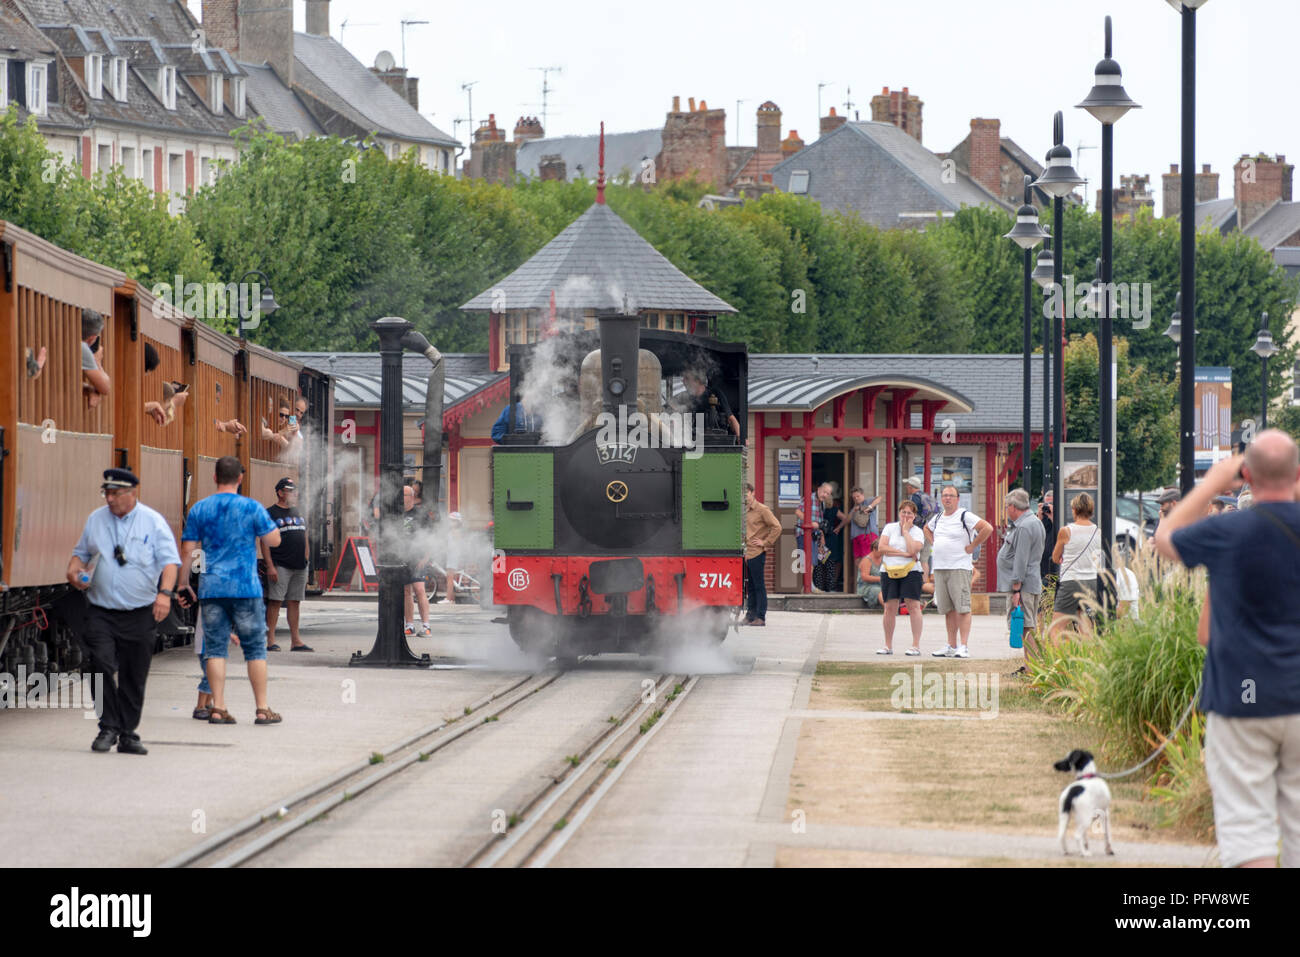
[1115,562,1140,621]
[924,485,993,658]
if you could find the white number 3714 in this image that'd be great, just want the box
[698,573,732,589]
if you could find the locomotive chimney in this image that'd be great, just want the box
[594,305,641,417]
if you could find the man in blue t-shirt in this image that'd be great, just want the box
[1155,430,1300,869]
[181,456,282,725]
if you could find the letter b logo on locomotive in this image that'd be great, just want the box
[507,568,530,592]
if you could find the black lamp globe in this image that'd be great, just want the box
[1164,292,1183,344]
[1251,313,1280,359]
[1032,247,1055,288]
[1078,17,1141,125]
[1004,203,1051,250]
[1034,143,1085,199]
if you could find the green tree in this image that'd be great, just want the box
[1062,333,1179,492]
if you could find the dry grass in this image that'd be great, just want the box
[791,660,1211,847]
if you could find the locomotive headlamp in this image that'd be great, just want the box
[609,379,626,396]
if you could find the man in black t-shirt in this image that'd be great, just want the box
[682,370,740,437]
[263,478,312,651]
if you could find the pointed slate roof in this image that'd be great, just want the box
[460,202,736,313]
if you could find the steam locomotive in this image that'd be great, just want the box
[0,221,332,694]
[492,310,747,657]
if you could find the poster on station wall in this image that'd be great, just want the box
[777,449,802,507]
[942,456,974,511]
[1194,367,1233,472]
[911,462,943,498]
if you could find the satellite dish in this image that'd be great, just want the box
[374,50,396,72]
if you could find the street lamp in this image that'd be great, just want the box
[1166,0,1212,494]
[1163,292,1184,344]
[236,269,279,340]
[1251,311,1279,429]
[1032,112,1084,524]
[1005,175,1051,494]
[1078,13,1139,601]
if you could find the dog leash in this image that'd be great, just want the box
[1097,682,1202,781]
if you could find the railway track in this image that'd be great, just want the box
[465,673,698,868]
[160,665,696,868]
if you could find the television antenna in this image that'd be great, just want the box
[1077,140,1097,209]
[339,19,378,45]
[531,66,563,131]
[735,99,746,146]
[818,81,832,122]
[461,81,479,142]
[400,19,429,68]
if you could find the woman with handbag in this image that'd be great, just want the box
[876,499,926,655]
[1048,492,1103,638]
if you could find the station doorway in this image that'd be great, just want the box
[810,451,851,592]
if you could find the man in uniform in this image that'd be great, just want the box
[67,469,181,754]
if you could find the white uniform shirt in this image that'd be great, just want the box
[1115,567,1140,620]
[879,522,924,570]
[927,509,982,571]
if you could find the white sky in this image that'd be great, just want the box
[188,1,1298,217]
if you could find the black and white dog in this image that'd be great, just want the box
[1054,749,1114,857]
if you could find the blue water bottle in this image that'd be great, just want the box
[1009,604,1024,649]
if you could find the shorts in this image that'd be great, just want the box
[1054,578,1096,616]
[404,564,427,587]
[200,597,268,661]
[882,569,923,604]
[265,565,307,602]
[1205,712,1300,868]
[1007,590,1040,630]
[933,569,972,614]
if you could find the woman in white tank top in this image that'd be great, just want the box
[1049,493,1103,636]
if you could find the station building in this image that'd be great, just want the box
[289,176,1046,596]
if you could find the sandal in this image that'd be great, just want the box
[192,706,212,720]
[209,707,236,724]
[255,707,282,725]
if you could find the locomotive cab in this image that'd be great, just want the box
[493,310,746,658]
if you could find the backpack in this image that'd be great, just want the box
[914,492,941,526]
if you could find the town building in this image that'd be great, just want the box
[0,0,458,199]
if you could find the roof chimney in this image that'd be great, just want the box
[672,95,680,112]
[305,0,330,37]
[688,97,696,112]
[1236,153,1295,231]
[967,118,1001,198]
[235,0,294,86]
[819,105,846,137]
[756,100,781,154]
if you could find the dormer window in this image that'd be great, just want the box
[208,73,223,114]
[159,65,176,110]
[231,76,245,118]
[85,53,103,99]
[109,57,127,101]
[27,62,48,116]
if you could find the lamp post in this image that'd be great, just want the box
[1032,247,1056,497]
[1166,0,1212,493]
[351,316,435,668]
[1005,176,1051,493]
[1032,112,1085,520]
[236,269,279,341]
[1252,312,1279,430]
[1079,14,1139,598]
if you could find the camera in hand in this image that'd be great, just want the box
[113,544,127,566]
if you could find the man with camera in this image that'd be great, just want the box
[1038,491,1058,582]
[67,469,181,755]
[1155,430,1300,868]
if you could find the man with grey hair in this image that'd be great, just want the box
[997,487,1045,675]
[1155,429,1300,868]
[81,308,111,408]
[925,484,992,657]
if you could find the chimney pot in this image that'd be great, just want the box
[1202,163,1211,173]
[1170,163,1179,174]
[672,95,680,111]
[700,99,707,111]
[688,97,696,111]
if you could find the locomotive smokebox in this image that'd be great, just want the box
[594,307,641,416]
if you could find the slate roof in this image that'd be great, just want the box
[460,202,737,313]
[288,353,500,412]
[241,62,323,139]
[768,121,1011,227]
[1247,202,1300,252]
[1273,246,1300,280]
[748,354,1046,432]
[291,33,458,148]
[1195,197,1237,233]
[515,128,662,180]
[21,0,250,139]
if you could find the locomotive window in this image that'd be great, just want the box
[663,312,686,332]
